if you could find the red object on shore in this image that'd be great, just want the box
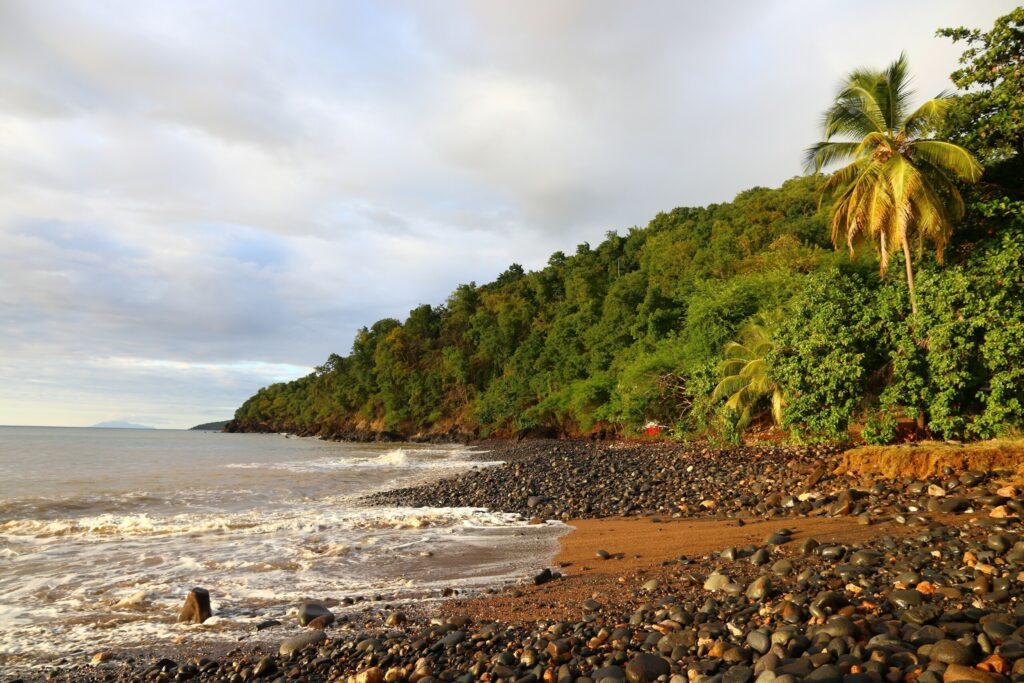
[643,422,662,436]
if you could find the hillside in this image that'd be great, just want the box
[230,12,1024,445]
[189,420,230,431]
[229,172,1023,443]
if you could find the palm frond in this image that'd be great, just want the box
[902,96,952,137]
[711,324,784,429]
[712,375,749,402]
[823,84,887,138]
[803,141,861,174]
[909,182,952,262]
[809,53,981,304]
[886,156,919,269]
[912,141,983,181]
[830,160,888,254]
[818,157,873,200]
[865,174,894,244]
[717,357,748,377]
[915,165,965,220]
[880,52,914,131]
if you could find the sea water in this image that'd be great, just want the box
[0,427,563,666]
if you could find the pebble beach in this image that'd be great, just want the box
[22,439,1024,683]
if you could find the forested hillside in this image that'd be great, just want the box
[231,9,1024,444]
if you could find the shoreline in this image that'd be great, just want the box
[19,439,1024,682]
[1,440,571,679]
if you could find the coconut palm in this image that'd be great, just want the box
[805,53,982,315]
[712,324,784,430]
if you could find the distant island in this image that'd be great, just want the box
[189,420,230,431]
[90,421,155,429]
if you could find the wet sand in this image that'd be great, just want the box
[442,513,963,624]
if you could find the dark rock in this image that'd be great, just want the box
[849,550,881,567]
[298,602,333,627]
[624,653,671,682]
[306,614,334,629]
[750,548,771,566]
[746,575,772,600]
[747,630,771,654]
[593,665,626,681]
[820,616,858,639]
[279,630,326,657]
[724,665,754,683]
[176,587,211,624]
[252,656,276,677]
[888,589,924,609]
[805,665,841,683]
[928,639,974,665]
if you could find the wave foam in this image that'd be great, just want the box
[224,446,500,474]
[373,448,409,466]
[0,437,551,671]
[0,503,526,541]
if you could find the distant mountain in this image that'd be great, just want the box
[190,420,230,431]
[90,421,155,429]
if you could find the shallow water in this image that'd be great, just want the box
[0,427,563,664]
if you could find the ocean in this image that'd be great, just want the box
[0,427,563,666]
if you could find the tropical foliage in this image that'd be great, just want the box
[806,53,982,314]
[937,8,1024,164]
[712,324,783,430]
[232,8,1024,444]
[771,215,1024,442]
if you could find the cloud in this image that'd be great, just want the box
[0,0,1016,427]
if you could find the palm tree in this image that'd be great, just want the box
[805,53,982,315]
[712,324,784,430]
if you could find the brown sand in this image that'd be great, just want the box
[442,514,958,624]
[555,516,906,574]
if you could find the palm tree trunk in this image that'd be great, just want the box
[900,235,926,433]
[901,236,918,316]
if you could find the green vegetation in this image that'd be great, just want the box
[937,7,1024,164]
[190,420,230,431]
[232,9,1023,445]
[712,323,783,432]
[806,53,982,314]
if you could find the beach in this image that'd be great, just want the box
[12,437,1024,683]
[4,2,1022,682]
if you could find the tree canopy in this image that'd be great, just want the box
[938,8,1024,163]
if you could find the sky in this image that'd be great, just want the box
[0,1,1015,429]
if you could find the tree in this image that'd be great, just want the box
[938,8,1024,163]
[805,53,982,315]
[712,324,784,430]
